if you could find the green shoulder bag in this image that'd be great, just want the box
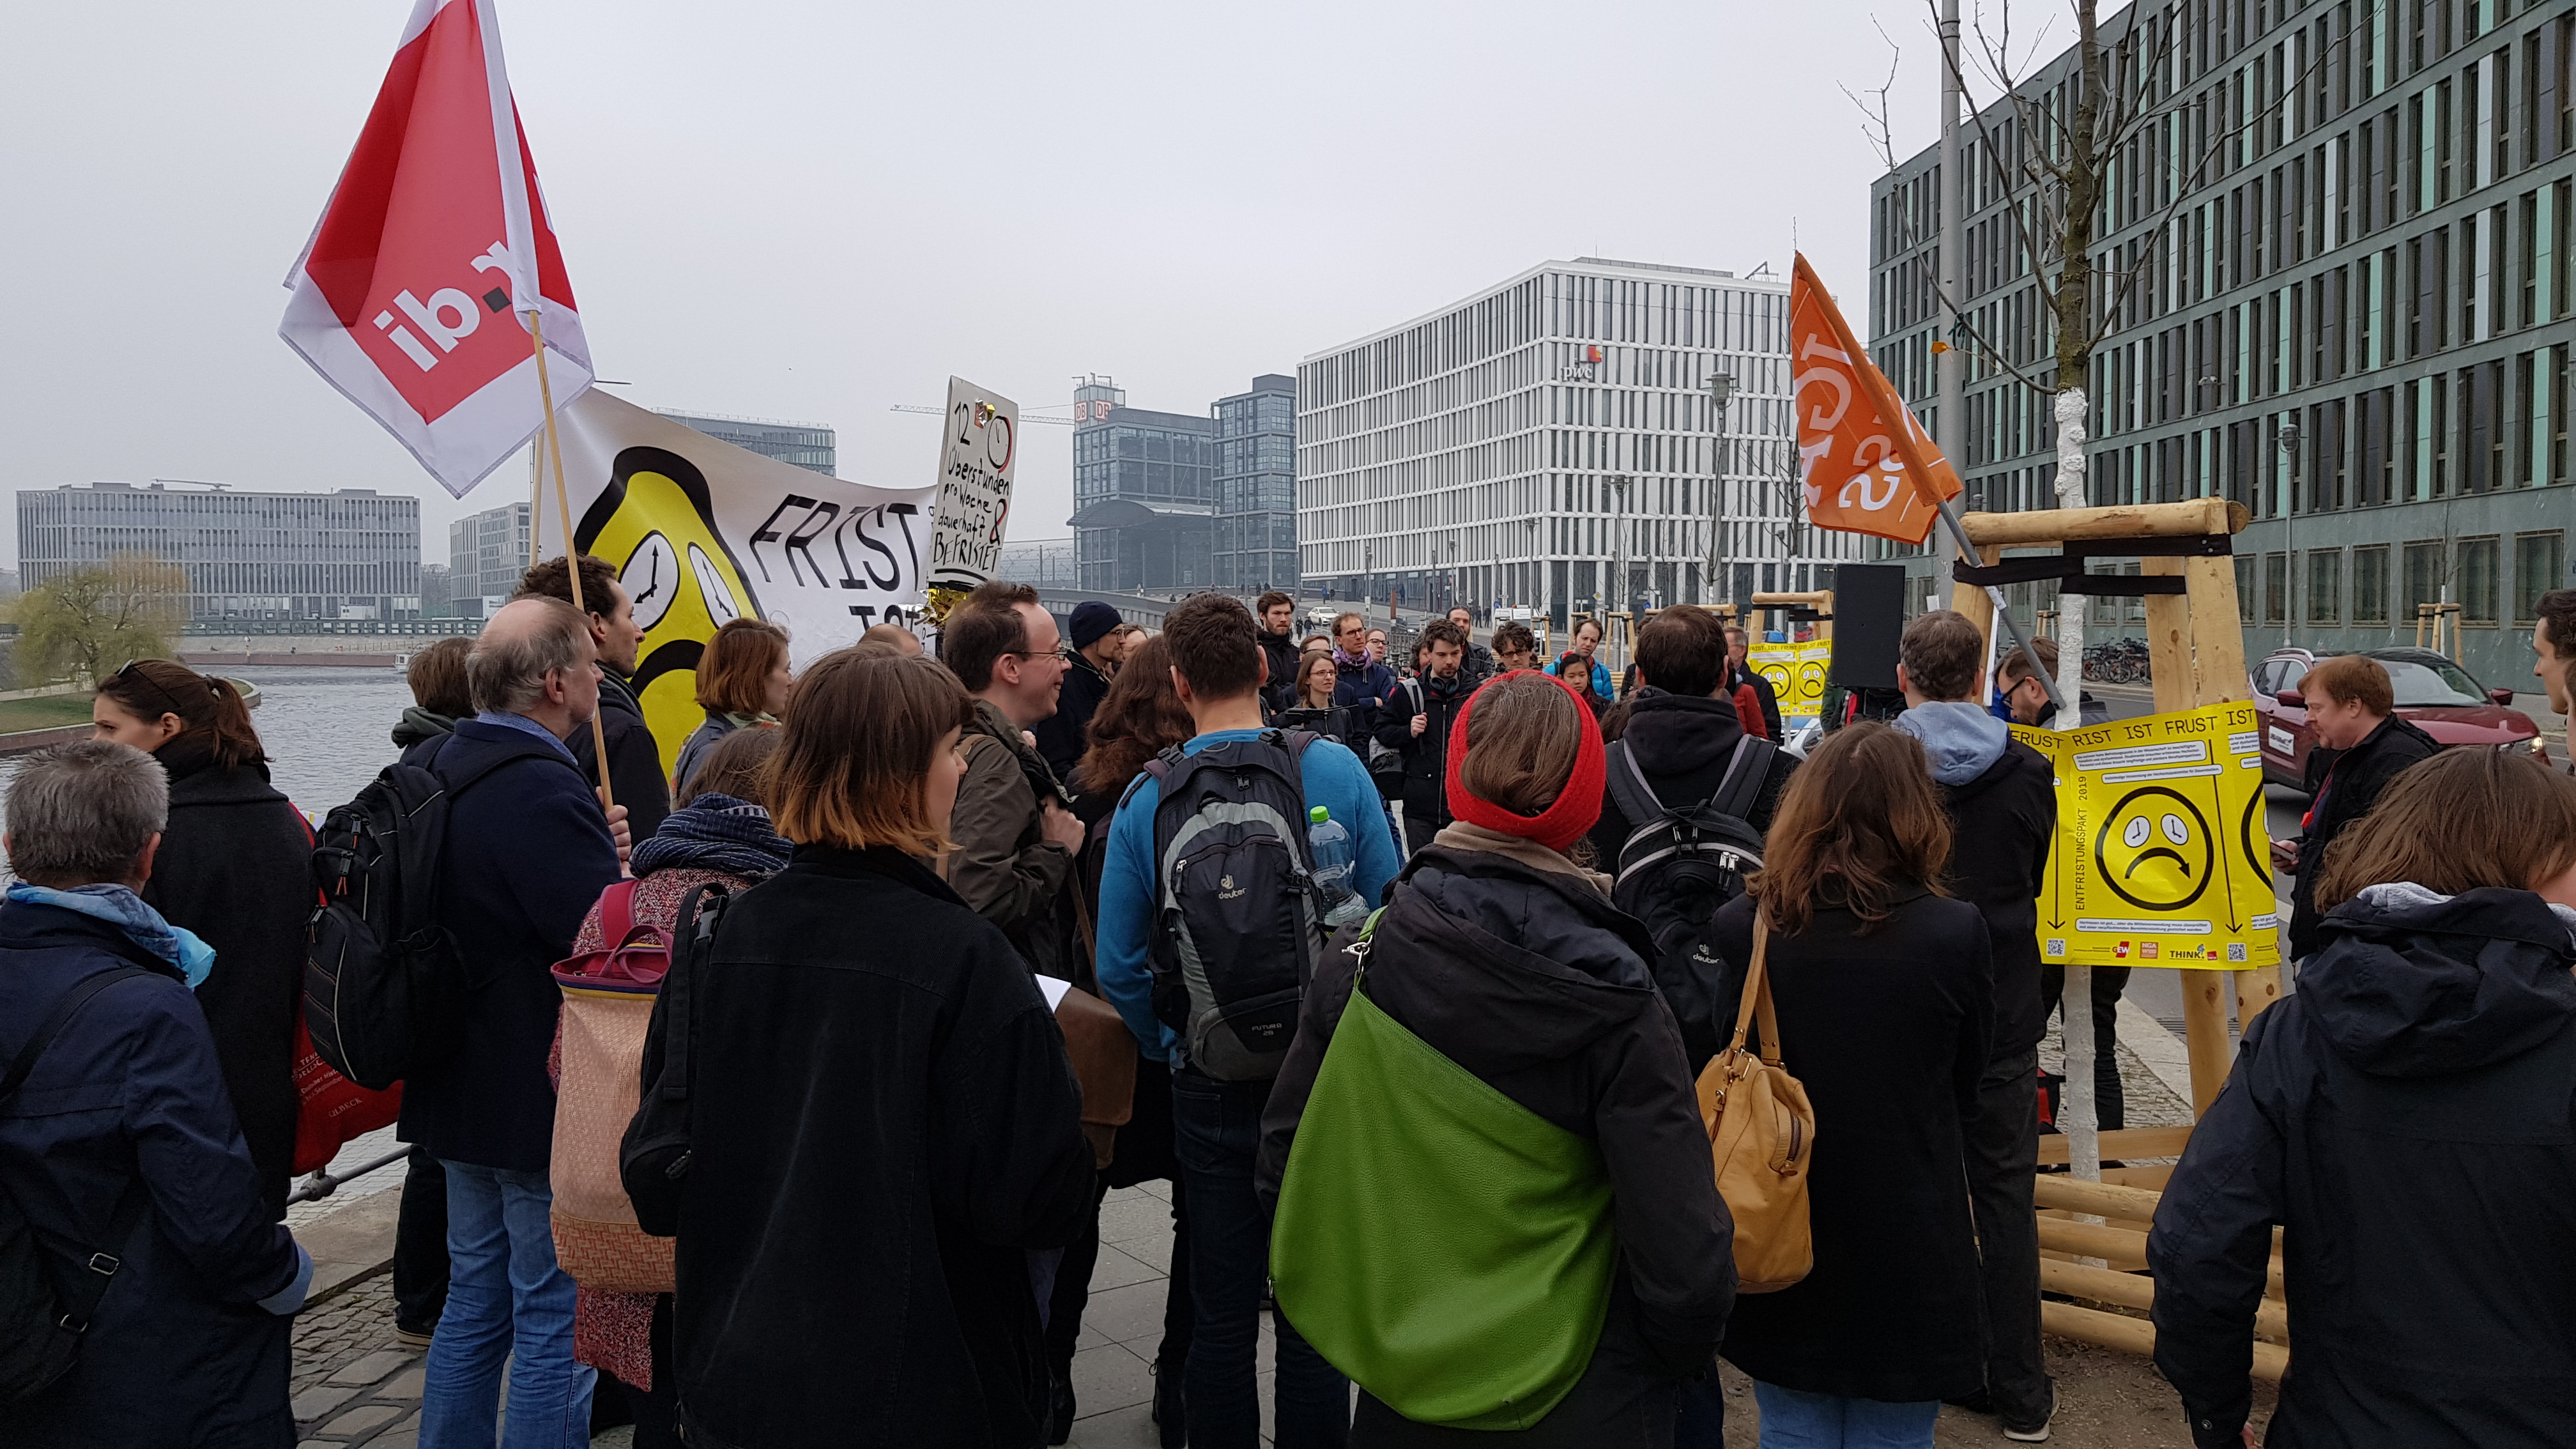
[1269,919,1618,1429]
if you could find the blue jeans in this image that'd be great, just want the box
[421,1160,594,1449]
[1171,1068,1349,1449]
[1752,1383,1938,1448]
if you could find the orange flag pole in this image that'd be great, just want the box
[1792,253,2066,712]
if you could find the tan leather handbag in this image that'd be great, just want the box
[1694,905,1816,1292]
[1056,985,1137,1170]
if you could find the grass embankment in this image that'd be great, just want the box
[0,693,95,734]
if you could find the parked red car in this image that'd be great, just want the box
[2250,645,2541,791]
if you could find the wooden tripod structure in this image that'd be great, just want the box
[1948,496,2288,1380]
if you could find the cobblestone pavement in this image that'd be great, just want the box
[289,1278,422,1446]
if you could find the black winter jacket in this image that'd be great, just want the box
[567,669,671,843]
[1708,887,1992,1403]
[1259,838,1736,1439]
[1032,651,1114,783]
[1259,627,1303,712]
[1585,690,1797,869]
[2287,714,2439,956]
[0,901,305,1448]
[141,749,314,1217]
[1936,739,2057,1057]
[673,846,1095,1449]
[397,720,622,1173]
[2149,884,2576,1449]
[1373,673,1469,831]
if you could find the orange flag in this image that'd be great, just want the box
[1790,252,1962,546]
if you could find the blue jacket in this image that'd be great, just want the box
[397,717,622,1173]
[1095,728,1401,1067]
[0,900,305,1447]
[1330,657,1398,751]
[1553,654,1614,707]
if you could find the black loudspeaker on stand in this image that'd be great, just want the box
[1828,564,1906,691]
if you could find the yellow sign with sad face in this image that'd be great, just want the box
[2011,702,2283,971]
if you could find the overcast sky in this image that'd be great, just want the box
[0,0,1988,569]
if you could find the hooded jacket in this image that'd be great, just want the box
[139,746,314,1217]
[1259,834,1736,1437]
[2150,884,2576,1449]
[2287,713,2441,957]
[1373,669,1470,830]
[0,899,307,1447]
[390,705,454,749]
[567,668,672,843]
[1584,689,1798,869]
[1899,702,2058,1056]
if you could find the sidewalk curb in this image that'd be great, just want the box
[296,1188,402,1308]
[2117,996,2199,1107]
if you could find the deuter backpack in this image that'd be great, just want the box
[1138,730,1326,1082]
[0,967,151,1403]
[1602,734,1775,1064]
[622,883,731,1239]
[303,737,512,1091]
[551,880,676,1293]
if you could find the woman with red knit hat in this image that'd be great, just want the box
[1257,670,1735,1446]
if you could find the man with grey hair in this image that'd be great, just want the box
[0,740,310,1444]
[397,595,626,1441]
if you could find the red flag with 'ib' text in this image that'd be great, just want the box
[279,0,590,498]
[1790,253,1960,546]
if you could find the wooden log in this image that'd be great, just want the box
[2037,1215,2148,1263]
[2035,1125,2194,1165]
[2103,1163,2177,1191]
[1956,498,2248,546]
[2237,964,2284,1025]
[2181,553,2251,704]
[2046,1297,2292,1376]
[2035,1174,2166,1222]
[2182,972,2236,1115]
[1952,545,2001,642]
[2039,1259,2290,1344]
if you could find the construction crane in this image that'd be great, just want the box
[889,404,1074,425]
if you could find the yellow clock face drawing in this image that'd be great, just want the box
[575,445,765,783]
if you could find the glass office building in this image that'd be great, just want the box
[1298,257,1853,629]
[654,410,837,475]
[1068,377,1219,592]
[1214,374,1300,591]
[19,482,420,620]
[1869,0,2574,684]
[449,500,533,611]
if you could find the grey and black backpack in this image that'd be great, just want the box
[1604,734,1775,1062]
[1137,730,1326,1081]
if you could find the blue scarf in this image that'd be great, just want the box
[6,882,217,988]
[632,793,795,880]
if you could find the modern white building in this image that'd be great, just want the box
[1296,256,1857,631]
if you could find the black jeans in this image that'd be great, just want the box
[392,1147,449,1332]
[1171,1068,1349,1449]
[1048,1177,1196,1383]
[1963,1048,2047,1422]
[2039,964,2130,1131]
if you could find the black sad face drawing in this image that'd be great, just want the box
[2095,786,2214,913]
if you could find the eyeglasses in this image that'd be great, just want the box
[103,661,196,720]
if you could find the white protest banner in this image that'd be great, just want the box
[925,375,1020,608]
[536,390,937,777]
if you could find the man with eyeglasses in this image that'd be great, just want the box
[940,581,1089,988]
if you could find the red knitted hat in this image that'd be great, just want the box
[1443,670,1606,853]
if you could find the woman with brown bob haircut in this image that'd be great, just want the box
[89,658,312,1215]
[1704,721,1993,1445]
[672,618,792,797]
[2150,749,2576,1448]
[664,648,1095,1449]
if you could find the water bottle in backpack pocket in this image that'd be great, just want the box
[1138,730,1327,1082]
[1602,735,1775,1063]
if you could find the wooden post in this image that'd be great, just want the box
[528,313,616,813]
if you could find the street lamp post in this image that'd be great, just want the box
[1607,473,1633,674]
[1705,374,1735,608]
[2278,419,2301,649]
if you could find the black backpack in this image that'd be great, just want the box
[303,737,514,1091]
[1603,735,1775,1061]
[1137,730,1324,1082]
[0,967,151,1403]
[622,883,731,1238]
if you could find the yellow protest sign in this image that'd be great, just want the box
[2011,702,2283,971]
[1751,641,1834,728]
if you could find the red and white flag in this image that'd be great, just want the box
[279,0,590,498]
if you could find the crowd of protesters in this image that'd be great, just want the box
[4,576,2576,1449]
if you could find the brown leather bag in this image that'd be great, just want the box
[1695,905,1817,1292]
[1055,985,1137,1170]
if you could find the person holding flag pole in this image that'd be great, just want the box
[278,3,631,1445]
